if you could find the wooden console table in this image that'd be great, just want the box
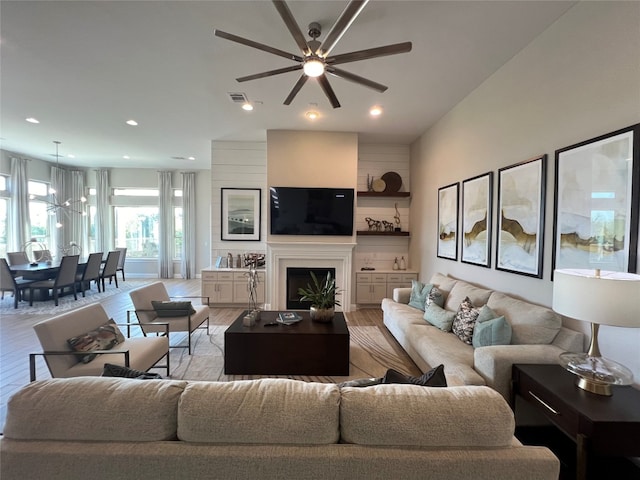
[512,364,640,480]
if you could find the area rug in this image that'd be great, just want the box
[0,279,152,315]
[167,325,410,383]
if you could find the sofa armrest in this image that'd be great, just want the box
[474,344,566,403]
[170,294,210,305]
[392,287,411,304]
[552,326,584,352]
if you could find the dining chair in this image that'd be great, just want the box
[6,251,29,266]
[28,254,80,306]
[75,252,103,297]
[0,258,37,308]
[99,251,120,291]
[115,247,127,282]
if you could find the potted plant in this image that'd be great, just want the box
[297,271,341,323]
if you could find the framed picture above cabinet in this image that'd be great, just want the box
[221,188,261,241]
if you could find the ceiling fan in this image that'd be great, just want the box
[214,0,412,108]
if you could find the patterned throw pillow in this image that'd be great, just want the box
[382,364,447,387]
[452,297,480,345]
[67,319,125,364]
[426,286,444,308]
[408,281,433,311]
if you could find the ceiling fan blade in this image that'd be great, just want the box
[214,29,303,62]
[327,42,412,65]
[319,0,369,57]
[326,67,387,93]
[237,65,303,83]
[283,75,309,105]
[272,1,310,55]
[317,75,341,109]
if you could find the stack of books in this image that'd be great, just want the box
[277,312,302,325]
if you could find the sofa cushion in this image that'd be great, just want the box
[3,377,186,442]
[487,292,561,345]
[423,303,456,331]
[408,280,433,310]
[340,385,514,447]
[473,316,512,348]
[429,272,457,301]
[452,297,480,345]
[444,280,493,312]
[178,378,340,444]
[66,319,125,364]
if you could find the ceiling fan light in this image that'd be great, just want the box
[305,110,320,120]
[370,105,383,116]
[303,59,325,78]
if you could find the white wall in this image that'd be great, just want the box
[410,1,640,385]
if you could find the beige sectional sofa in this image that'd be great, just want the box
[1,377,559,480]
[382,272,585,400]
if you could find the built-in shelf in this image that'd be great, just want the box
[357,191,410,198]
[356,230,410,236]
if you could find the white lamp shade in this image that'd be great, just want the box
[553,269,640,327]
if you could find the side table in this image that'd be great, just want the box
[512,364,640,480]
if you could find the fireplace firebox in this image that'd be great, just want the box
[286,267,336,310]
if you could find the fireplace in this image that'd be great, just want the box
[286,267,336,309]
[266,242,356,311]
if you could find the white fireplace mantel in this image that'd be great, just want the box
[266,242,356,312]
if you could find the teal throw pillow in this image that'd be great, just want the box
[151,300,196,317]
[423,303,456,332]
[408,281,433,311]
[476,304,498,323]
[472,316,512,348]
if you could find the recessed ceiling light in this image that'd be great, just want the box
[26,117,40,124]
[369,105,383,116]
[123,155,130,159]
[188,156,195,161]
[126,119,138,126]
[67,154,75,159]
[242,102,254,111]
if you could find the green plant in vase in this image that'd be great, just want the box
[297,271,341,323]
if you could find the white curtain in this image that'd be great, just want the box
[181,172,196,279]
[158,171,173,278]
[69,170,88,253]
[8,157,30,251]
[95,169,112,254]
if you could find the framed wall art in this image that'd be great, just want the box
[461,172,493,267]
[437,182,459,261]
[553,124,639,274]
[496,155,546,278]
[221,188,261,241]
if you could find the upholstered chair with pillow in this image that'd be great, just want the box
[128,281,210,354]
[30,302,169,381]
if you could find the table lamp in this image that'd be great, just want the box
[552,269,640,396]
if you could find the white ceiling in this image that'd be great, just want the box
[0,1,575,171]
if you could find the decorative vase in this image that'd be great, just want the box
[310,306,334,323]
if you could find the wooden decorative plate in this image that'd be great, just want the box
[372,178,386,192]
[381,171,402,192]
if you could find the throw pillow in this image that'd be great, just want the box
[476,304,498,323]
[408,281,433,311]
[337,377,383,388]
[452,297,480,345]
[151,300,196,317]
[425,286,445,308]
[102,363,163,380]
[67,319,125,364]
[423,303,456,332]
[473,316,512,348]
[382,364,447,387]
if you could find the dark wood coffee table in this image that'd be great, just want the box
[224,311,350,375]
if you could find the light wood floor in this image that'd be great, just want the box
[0,278,419,430]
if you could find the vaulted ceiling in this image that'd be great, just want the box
[0,1,575,170]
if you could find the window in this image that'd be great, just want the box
[28,180,53,243]
[114,206,159,258]
[0,176,7,257]
[174,207,183,259]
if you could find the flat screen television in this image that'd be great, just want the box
[270,187,354,236]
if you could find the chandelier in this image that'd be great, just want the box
[31,141,87,228]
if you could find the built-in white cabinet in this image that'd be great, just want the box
[355,271,417,305]
[232,271,266,305]
[201,268,265,306]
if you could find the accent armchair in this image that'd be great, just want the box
[128,281,210,354]
[30,302,170,381]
